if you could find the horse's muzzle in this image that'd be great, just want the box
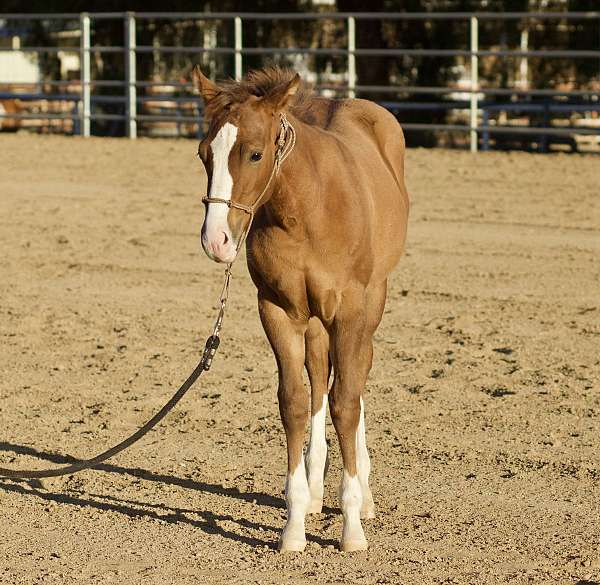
[201,228,237,264]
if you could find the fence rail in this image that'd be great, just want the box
[3,11,599,19]
[1,11,599,151]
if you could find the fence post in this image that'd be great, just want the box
[347,16,356,99]
[469,15,479,153]
[519,27,529,89]
[234,16,243,81]
[80,12,91,137]
[125,12,137,139]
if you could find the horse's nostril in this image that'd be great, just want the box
[222,232,229,245]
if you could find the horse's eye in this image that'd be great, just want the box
[250,151,262,162]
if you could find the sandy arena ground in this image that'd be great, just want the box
[0,133,599,585]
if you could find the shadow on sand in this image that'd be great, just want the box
[0,441,338,548]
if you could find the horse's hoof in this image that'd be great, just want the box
[307,499,323,514]
[340,538,368,552]
[278,538,307,553]
[360,507,376,520]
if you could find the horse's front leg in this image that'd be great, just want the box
[259,297,310,552]
[328,286,378,551]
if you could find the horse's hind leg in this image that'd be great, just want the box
[356,282,387,520]
[259,296,310,552]
[305,317,331,514]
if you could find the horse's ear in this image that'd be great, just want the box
[263,73,301,112]
[192,65,221,104]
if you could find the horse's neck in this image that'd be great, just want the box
[263,119,320,232]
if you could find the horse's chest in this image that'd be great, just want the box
[247,239,337,324]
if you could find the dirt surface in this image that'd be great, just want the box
[0,133,599,585]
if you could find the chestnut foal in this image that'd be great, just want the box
[193,66,409,552]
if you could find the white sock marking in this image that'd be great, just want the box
[306,394,328,508]
[340,470,366,545]
[356,396,374,514]
[281,458,310,547]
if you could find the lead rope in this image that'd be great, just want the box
[0,115,295,481]
[0,274,228,480]
[201,263,232,371]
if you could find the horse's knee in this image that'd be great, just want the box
[278,384,308,430]
[328,389,360,434]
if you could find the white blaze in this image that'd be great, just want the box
[205,121,238,234]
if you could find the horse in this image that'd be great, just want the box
[193,65,409,552]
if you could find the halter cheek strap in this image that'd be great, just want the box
[201,113,297,257]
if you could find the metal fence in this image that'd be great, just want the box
[1,11,599,151]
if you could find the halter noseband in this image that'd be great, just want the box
[201,113,296,256]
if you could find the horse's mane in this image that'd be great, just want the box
[205,66,338,128]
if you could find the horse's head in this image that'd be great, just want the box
[193,66,299,264]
